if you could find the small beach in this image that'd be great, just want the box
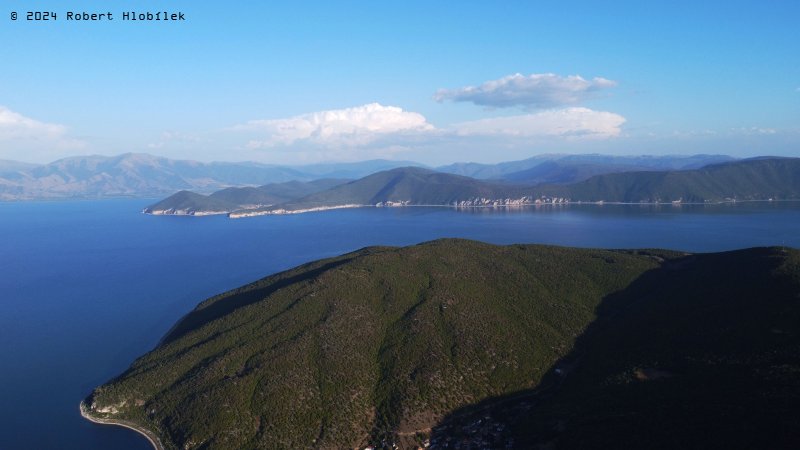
[79,401,164,450]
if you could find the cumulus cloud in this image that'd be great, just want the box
[434,73,617,109]
[0,106,67,140]
[453,107,626,140]
[0,106,85,159]
[236,103,435,148]
[228,103,627,163]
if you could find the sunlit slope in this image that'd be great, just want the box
[551,157,800,202]
[85,239,663,449]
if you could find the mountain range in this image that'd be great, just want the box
[538,156,800,203]
[436,153,735,181]
[0,153,734,200]
[82,239,800,449]
[0,153,419,200]
[143,179,349,216]
[145,157,800,217]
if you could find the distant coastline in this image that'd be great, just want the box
[79,401,163,450]
[141,198,799,219]
[138,157,800,219]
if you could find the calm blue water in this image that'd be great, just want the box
[0,199,798,449]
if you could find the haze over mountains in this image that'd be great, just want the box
[83,239,800,449]
[145,157,800,217]
[436,153,735,181]
[0,152,735,201]
[144,179,350,216]
[0,153,420,200]
[540,157,800,203]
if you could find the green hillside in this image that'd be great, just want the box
[252,158,800,214]
[210,179,347,206]
[550,157,800,202]
[146,157,800,216]
[143,179,348,215]
[143,190,237,215]
[432,245,800,449]
[83,240,662,448]
[499,160,654,184]
[83,240,800,449]
[255,167,530,211]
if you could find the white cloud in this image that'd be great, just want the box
[0,106,85,158]
[236,103,435,149]
[434,73,617,109]
[731,127,777,135]
[0,106,66,140]
[453,107,626,140]
[227,103,627,163]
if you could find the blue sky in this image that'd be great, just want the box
[1,0,798,164]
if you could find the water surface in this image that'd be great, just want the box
[1,200,798,449]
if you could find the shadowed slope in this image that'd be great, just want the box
[546,157,800,202]
[83,241,800,449]
[431,246,800,449]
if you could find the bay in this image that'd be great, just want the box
[0,199,798,449]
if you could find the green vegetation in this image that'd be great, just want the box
[84,239,800,449]
[259,167,532,211]
[144,157,800,216]
[432,245,800,449]
[547,157,800,202]
[85,239,664,449]
[210,179,346,206]
[143,179,348,215]
[255,158,800,213]
[144,190,238,214]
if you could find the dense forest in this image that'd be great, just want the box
[84,239,800,449]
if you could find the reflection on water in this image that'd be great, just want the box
[452,200,800,217]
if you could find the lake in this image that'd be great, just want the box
[1,199,798,449]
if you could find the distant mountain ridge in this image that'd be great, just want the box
[436,153,735,182]
[212,157,800,218]
[499,160,656,184]
[241,167,534,214]
[0,159,40,175]
[541,157,800,203]
[0,153,421,200]
[144,179,349,216]
[0,152,741,201]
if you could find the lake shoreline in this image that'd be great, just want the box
[2,199,797,448]
[79,401,164,450]
[138,198,800,219]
